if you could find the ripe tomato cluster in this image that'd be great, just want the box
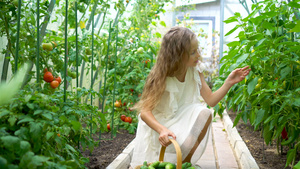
[43,68,61,89]
[120,114,132,123]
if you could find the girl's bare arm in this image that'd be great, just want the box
[199,66,251,107]
[140,110,176,147]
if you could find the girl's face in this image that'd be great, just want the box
[186,37,201,67]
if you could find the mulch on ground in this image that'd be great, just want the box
[82,129,136,169]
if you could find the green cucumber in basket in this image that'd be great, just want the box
[165,163,176,169]
[157,162,169,168]
[186,167,195,169]
[149,161,160,168]
[182,162,192,169]
[140,161,148,169]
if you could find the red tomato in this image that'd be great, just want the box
[281,127,288,140]
[43,71,54,82]
[123,102,127,106]
[50,80,59,89]
[125,117,132,123]
[121,115,126,122]
[55,77,62,84]
[107,123,111,130]
[130,89,134,92]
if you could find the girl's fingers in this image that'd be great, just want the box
[241,66,250,70]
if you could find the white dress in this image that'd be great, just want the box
[130,63,211,168]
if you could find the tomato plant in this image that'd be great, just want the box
[0,0,172,167]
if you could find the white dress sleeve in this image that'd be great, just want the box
[154,77,179,119]
[194,62,205,91]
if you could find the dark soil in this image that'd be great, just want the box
[82,129,136,169]
[227,110,299,169]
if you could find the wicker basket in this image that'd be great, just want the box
[134,139,182,169]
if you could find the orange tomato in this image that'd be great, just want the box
[107,123,111,130]
[50,80,59,89]
[114,101,122,107]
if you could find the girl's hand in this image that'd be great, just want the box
[159,127,176,147]
[226,66,251,86]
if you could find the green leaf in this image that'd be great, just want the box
[288,1,300,9]
[26,103,35,110]
[0,156,7,168]
[289,21,300,32]
[46,132,54,140]
[263,124,273,145]
[248,33,263,40]
[223,15,239,24]
[0,63,30,106]
[280,66,291,79]
[154,32,161,38]
[71,120,82,132]
[29,122,42,139]
[66,144,77,153]
[292,98,300,107]
[255,109,265,129]
[247,77,258,95]
[18,141,31,156]
[8,116,17,126]
[225,25,240,36]
[159,21,166,27]
[236,53,249,65]
[15,127,29,140]
[242,111,248,124]
[0,110,10,118]
[33,109,43,115]
[17,116,34,125]
[286,148,296,167]
[226,41,240,47]
[98,111,107,131]
[293,160,300,169]
[41,113,52,120]
[254,38,266,47]
[0,136,20,151]
[261,21,274,30]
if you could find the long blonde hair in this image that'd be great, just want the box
[135,27,196,112]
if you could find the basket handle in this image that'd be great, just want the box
[158,139,182,169]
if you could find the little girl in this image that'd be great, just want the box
[130,26,250,168]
